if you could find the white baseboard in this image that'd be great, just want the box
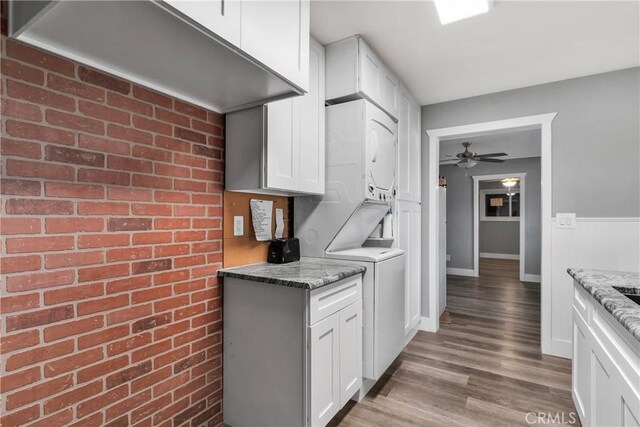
[419,316,435,332]
[548,339,572,359]
[523,274,541,283]
[446,267,476,277]
[480,252,519,260]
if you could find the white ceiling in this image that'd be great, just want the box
[310,1,640,106]
[440,129,541,163]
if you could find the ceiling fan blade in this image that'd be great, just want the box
[476,158,505,163]
[475,153,508,158]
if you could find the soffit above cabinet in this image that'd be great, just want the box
[9,0,305,113]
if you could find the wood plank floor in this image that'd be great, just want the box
[331,258,580,426]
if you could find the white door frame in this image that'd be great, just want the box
[473,173,527,281]
[425,113,556,356]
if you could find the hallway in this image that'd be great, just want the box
[331,258,579,426]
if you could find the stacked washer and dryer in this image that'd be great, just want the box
[295,98,406,397]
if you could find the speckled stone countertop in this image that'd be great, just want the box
[218,257,366,290]
[567,268,640,341]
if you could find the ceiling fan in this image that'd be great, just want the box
[442,142,508,169]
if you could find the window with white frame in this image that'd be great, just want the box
[480,189,520,221]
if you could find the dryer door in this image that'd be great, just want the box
[365,103,397,201]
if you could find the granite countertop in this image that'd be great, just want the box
[567,268,640,341]
[218,257,366,290]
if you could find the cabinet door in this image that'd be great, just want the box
[164,0,241,46]
[241,0,310,91]
[592,345,620,427]
[298,38,325,195]
[358,41,397,119]
[409,101,422,202]
[398,201,421,336]
[309,312,340,427]
[408,203,421,330]
[381,68,399,120]
[572,318,590,425]
[397,89,411,200]
[339,301,362,406]
[265,99,300,192]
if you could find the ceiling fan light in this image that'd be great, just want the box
[434,0,493,25]
[456,159,478,169]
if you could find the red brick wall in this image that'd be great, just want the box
[0,32,224,426]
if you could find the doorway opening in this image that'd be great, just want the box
[425,113,556,355]
[473,173,531,282]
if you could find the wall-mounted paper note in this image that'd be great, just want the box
[250,199,273,241]
[275,208,284,239]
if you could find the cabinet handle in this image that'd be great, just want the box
[221,0,225,16]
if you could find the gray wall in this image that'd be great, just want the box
[441,157,541,275]
[421,68,640,317]
[423,67,640,217]
[479,222,519,254]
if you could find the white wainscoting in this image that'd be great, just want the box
[479,252,520,260]
[549,217,640,359]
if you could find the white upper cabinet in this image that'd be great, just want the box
[325,35,399,121]
[226,37,325,196]
[298,39,326,194]
[9,0,310,112]
[164,0,242,45]
[241,0,310,92]
[397,86,422,203]
[266,99,301,192]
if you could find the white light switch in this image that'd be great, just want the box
[556,213,576,229]
[233,216,244,236]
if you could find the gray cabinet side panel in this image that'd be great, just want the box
[223,278,306,426]
[225,106,265,191]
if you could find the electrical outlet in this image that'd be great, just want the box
[556,213,576,229]
[446,254,451,261]
[233,216,244,236]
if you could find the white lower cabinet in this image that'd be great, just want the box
[309,313,341,426]
[338,301,363,406]
[571,282,640,427]
[309,301,363,426]
[224,274,362,427]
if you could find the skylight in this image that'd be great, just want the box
[434,0,493,25]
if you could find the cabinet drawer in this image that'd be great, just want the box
[309,275,362,325]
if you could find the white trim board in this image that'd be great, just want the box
[523,274,541,283]
[446,268,476,277]
[419,317,431,332]
[426,113,557,355]
[564,217,640,223]
[480,253,520,260]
